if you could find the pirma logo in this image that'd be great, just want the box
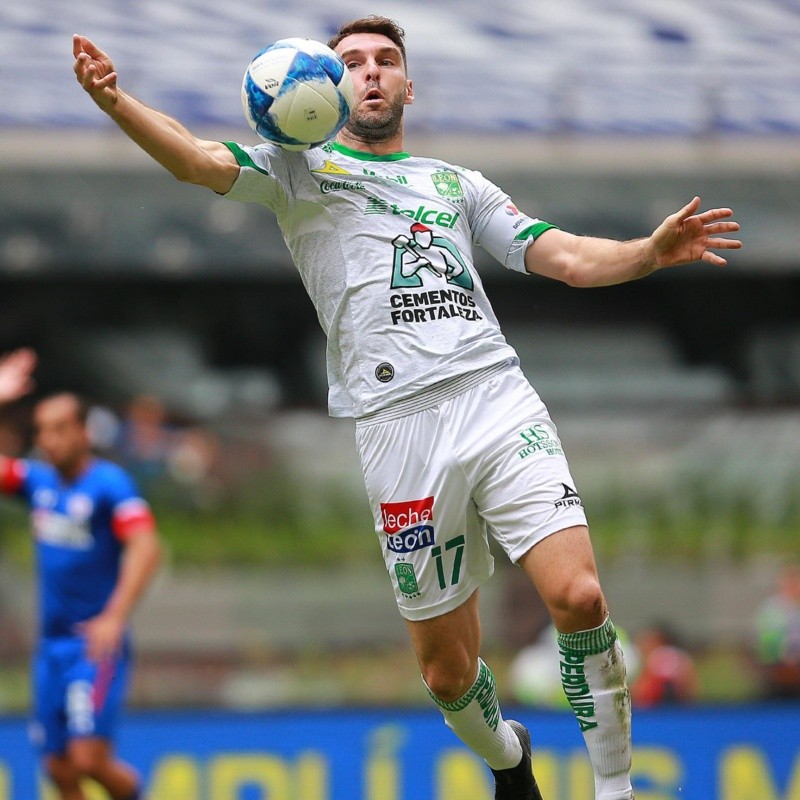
[381,496,436,553]
[375,362,395,383]
[555,484,583,509]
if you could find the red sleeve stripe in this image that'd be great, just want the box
[0,459,26,494]
[112,498,156,541]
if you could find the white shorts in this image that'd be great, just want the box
[355,363,588,621]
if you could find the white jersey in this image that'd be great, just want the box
[222,140,557,418]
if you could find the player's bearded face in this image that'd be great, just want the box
[346,80,406,142]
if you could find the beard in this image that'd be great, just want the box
[343,88,405,143]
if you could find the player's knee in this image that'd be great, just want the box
[69,746,108,779]
[549,573,606,627]
[422,657,477,703]
[44,755,81,790]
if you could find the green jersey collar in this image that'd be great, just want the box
[331,141,410,162]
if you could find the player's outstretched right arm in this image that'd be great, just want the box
[73,35,240,195]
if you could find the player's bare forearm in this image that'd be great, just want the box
[73,34,238,194]
[108,91,239,192]
[525,197,741,288]
[77,532,161,661]
[103,532,162,624]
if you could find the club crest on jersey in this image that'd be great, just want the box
[381,496,436,553]
[431,170,464,199]
[390,223,473,290]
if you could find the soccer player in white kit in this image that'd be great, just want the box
[73,16,741,800]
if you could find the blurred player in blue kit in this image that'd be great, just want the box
[0,349,162,800]
[73,16,740,800]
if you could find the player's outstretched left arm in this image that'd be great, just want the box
[524,196,741,288]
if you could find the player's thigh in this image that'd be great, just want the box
[67,736,115,776]
[355,409,494,622]
[467,368,587,563]
[31,642,68,757]
[405,588,481,668]
[518,524,607,630]
[64,640,131,742]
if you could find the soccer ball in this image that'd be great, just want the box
[241,37,355,150]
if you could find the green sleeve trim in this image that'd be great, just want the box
[557,617,617,656]
[514,221,559,241]
[223,141,271,177]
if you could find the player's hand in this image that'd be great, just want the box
[76,611,126,663]
[651,196,742,268]
[73,34,119,111]
[0,348,36,405]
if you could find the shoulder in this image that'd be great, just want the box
[86,459,138,490]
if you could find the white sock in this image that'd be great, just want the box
[557,617,634,800]
[424,658,523,770]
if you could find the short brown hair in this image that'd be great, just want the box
[328,16,407,71]
[36,392,89,425]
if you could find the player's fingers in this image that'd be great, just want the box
[93,72,117,91]
[701,251,728,266]
[78,36,107,60]
[674,196,701,222]
[704,221,740,235]
[697,207,735,223]
[72,34,83,59]
[706,237,742,250]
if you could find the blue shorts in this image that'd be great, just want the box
[30,636,132,755]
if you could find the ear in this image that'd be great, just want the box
[404,79,414,105]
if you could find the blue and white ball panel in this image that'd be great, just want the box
[241,37,354,150]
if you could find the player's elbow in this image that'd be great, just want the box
[173,145,238,194]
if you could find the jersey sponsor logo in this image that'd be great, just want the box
[375,362,395,383]
[32,509,93,550]
[362,168,408,185]
[389,288,481,326]
[390,222,473,291]
[311,160,352,176]
[390,202,459,229]
[67,493,94,520]
[555,483,583,509]
[381,496,436,554]
[386,524,435,554]
[431,170,464,199]
[32,487,57,508]
[517,423,564,458]
[319,178,366,194]
[505,203,520,215]
[361,196,460,229]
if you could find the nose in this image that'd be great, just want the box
[363,57,381,83]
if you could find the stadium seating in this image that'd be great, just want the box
[1,0,799,134]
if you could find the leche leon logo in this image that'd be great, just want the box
[381,495,436,554]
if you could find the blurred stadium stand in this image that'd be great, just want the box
[2,0,799,134]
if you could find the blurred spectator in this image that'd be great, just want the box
[631,623,698,707]
[115,394,176,492]
[753,564,800,700]
[510,623,640,708]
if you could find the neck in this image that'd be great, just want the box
[58,454,91,482]
[335,126,405,156]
